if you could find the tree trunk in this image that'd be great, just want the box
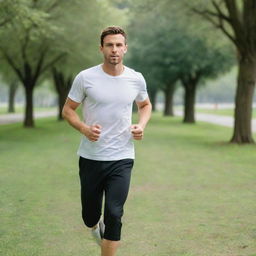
[182,79,197,123]
[230,57,256,143]
[148,89,157,112]
[8,81,18,113]
[52,68,72,120]
[163,83,175,116]
[24,85,34,127]
[58,90,67,120]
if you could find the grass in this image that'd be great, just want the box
[0,106,25,114]
[0,114,256,256]
[196,108,256,118]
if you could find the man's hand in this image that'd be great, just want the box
[80,124,102,142]
[131,124,144,140]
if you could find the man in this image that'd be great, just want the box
[62,26,152,256]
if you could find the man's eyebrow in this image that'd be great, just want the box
[105,42,124,45]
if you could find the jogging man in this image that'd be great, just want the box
[62,26,152,256]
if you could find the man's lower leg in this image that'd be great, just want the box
[101,239,119,256]
[91,220,105,246]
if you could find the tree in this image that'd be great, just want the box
[51,68,72,120]
[0,59,20,113]
[126,41,160,112]
[177,32,234,123]
[0,1,65,127]
[7,80,19,113]
[153,0,234,123]
[127,0,233,120]
[0,0,30,27]
[0,0,122,126]
[48,0,103,121]
[126,1,181,115]
[192,0,256,143]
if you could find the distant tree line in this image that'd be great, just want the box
[126,0,255,144]
[0,0,255,144]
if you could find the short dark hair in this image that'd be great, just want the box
[100,26,127,47]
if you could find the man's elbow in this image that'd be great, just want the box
[148,101,152,110]
[62,106,68,120]
[143,101,152,111]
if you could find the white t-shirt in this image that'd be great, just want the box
[68,64,148,161]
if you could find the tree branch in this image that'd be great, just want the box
[0,47,24,82]
[41,53,66,74]
[192,7,237,46]
[32,45,49,84]
[211,0,231,23]
[223,0,244,39]
[46,0,60,12]
[243,0,256,53]
[21,27,31,64]
[194,70,202,84]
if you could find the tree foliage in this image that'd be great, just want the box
[126,0,234,120]
[0,0,126,126]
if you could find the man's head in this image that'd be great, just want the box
[100,26,127,47]
[100,26,128,66]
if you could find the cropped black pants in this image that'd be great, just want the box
[79,157,134,241]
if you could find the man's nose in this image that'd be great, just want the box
[112,45,117,52]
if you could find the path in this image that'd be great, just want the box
[175,110,256,132]
[0,110,57,125]
[1,109,256,133]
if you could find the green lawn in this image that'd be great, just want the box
[0,114,256,256]
[196,108,256,118]
[0,106,25,114]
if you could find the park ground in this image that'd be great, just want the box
[0,113,256,256]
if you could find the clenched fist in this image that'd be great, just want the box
[131,124,144,140]
[80,124,102,142]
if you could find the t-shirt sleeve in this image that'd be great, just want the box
[68,72,86,103]
[135,73,149,102]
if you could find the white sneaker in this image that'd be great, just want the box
[91,220,105,246]
[99,220,105,238]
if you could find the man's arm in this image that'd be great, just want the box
[131,97,152,140]
[62,98,101,142]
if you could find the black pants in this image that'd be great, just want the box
[79,157,134,241]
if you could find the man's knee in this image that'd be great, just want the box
[105,205,123,225]
[82,210,101,228]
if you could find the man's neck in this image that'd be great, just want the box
[102,63,124,76]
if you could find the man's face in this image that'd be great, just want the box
[100,34,127,65]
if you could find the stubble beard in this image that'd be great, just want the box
[108,57,121,66]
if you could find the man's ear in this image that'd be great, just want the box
[124,45,128,53]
